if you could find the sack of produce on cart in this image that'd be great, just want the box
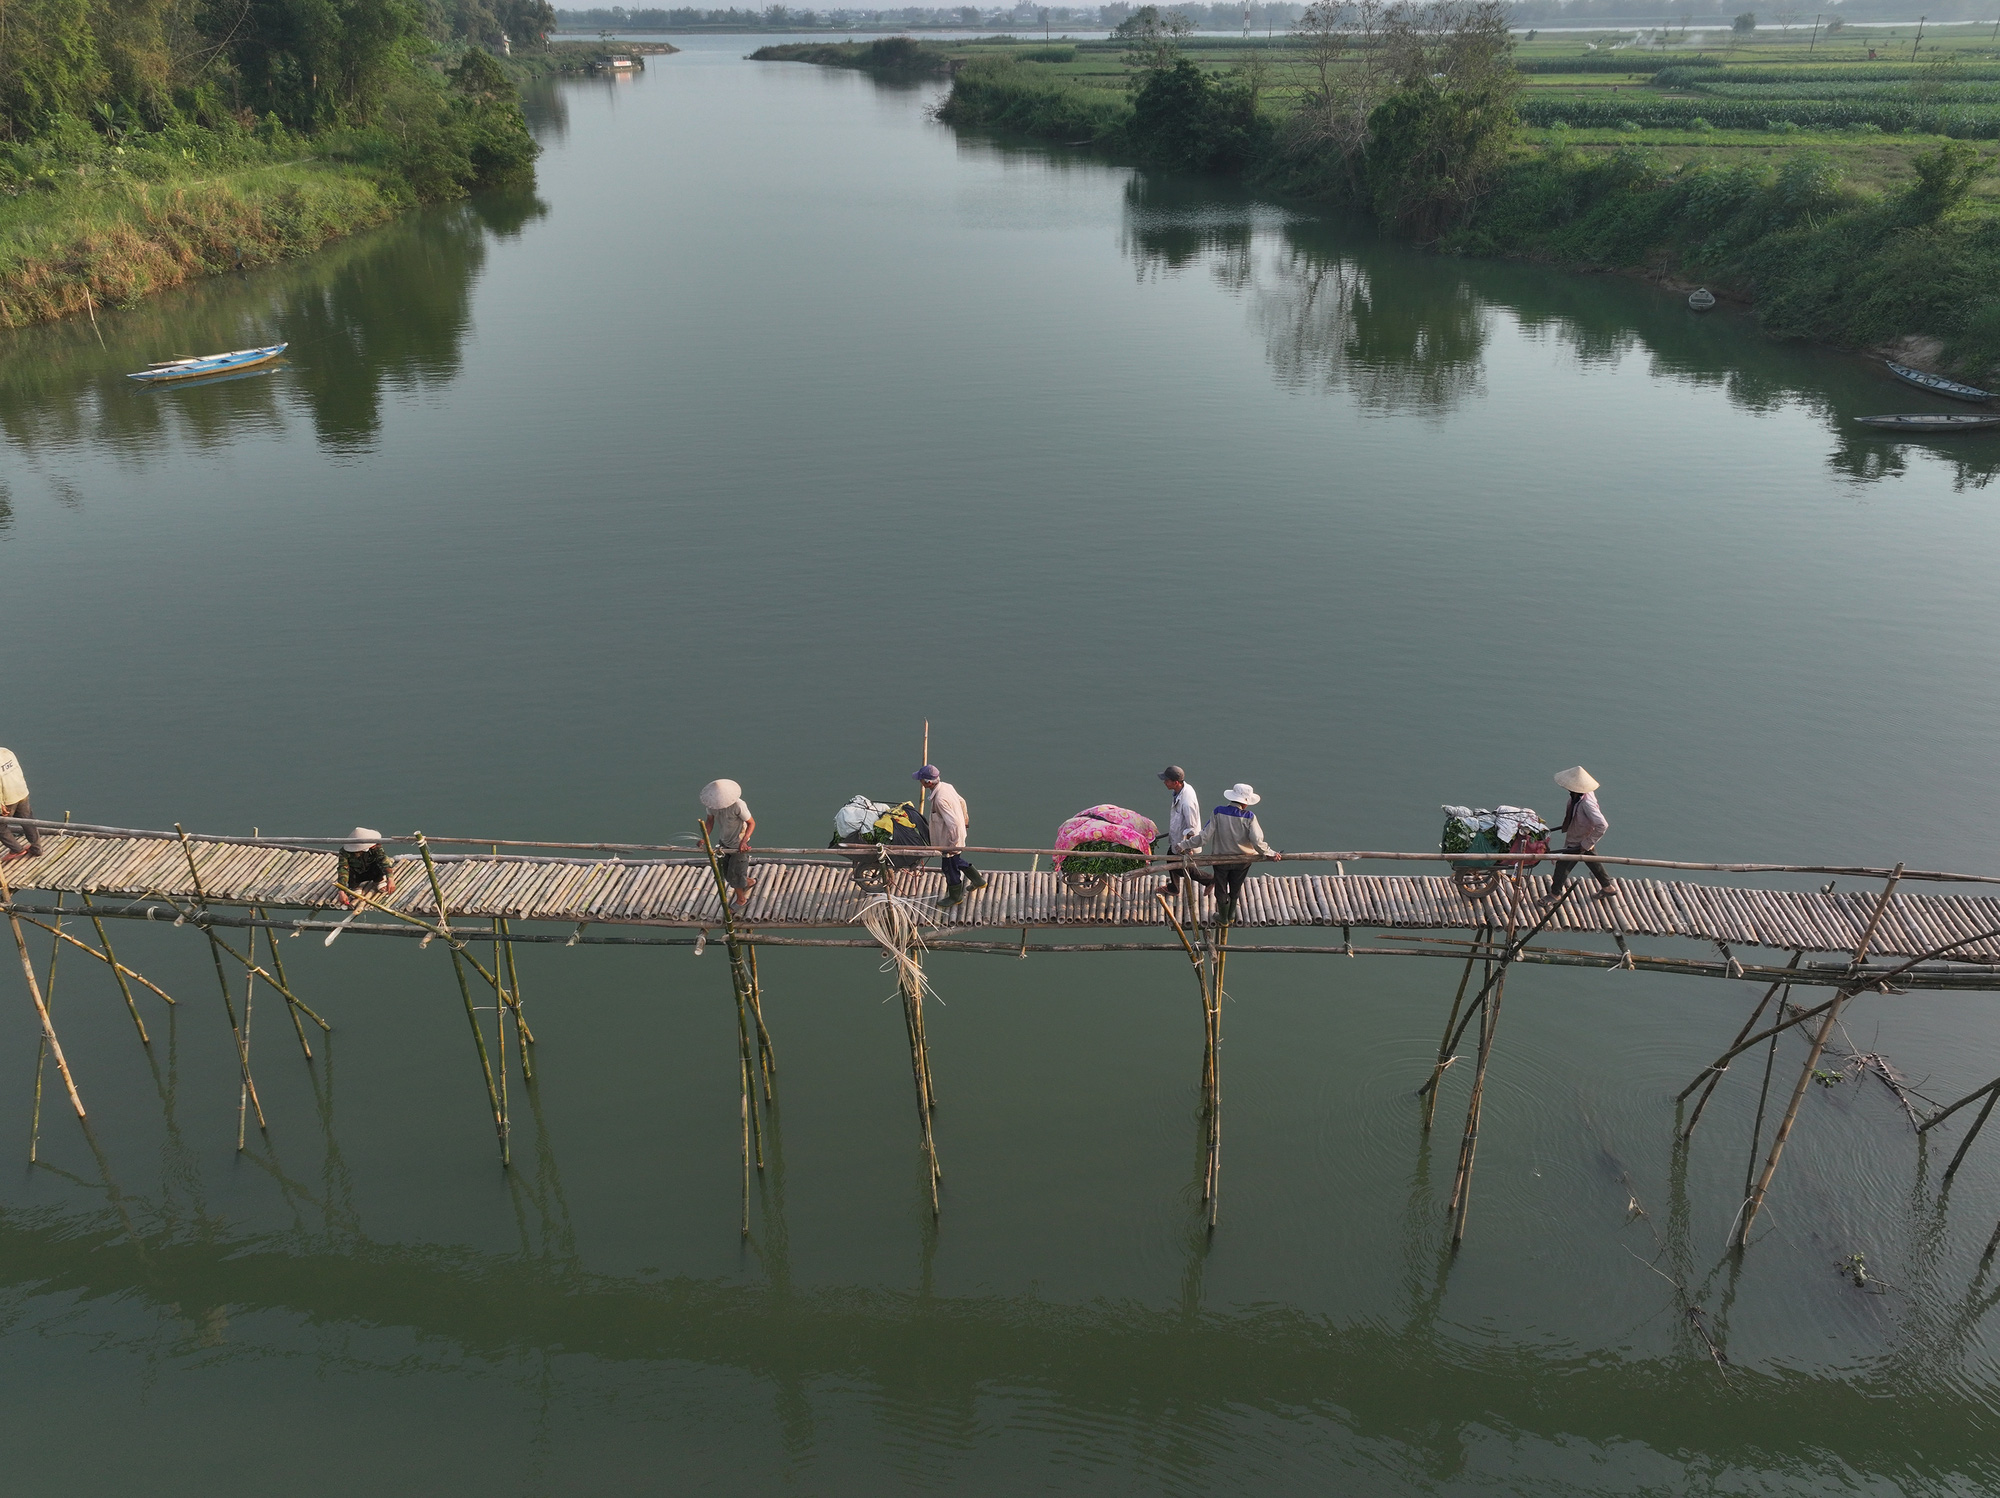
[1441,804,1551,896]
[1054,805,1159,893]
[829,796,932,888]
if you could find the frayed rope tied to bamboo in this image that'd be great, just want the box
[856,892,942,1001]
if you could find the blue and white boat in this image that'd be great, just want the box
[127,343,287,384]
[1884,360,1993,404]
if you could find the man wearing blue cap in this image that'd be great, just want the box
[914,765,984,909]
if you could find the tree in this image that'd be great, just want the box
[1129,53,1262,171]
[1900,141,1991,225]
[1286,0,1394,189]
[1732,11,1756,32]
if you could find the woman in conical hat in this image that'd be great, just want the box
[700,780,757,907]
[337,827,395,908]
[1548,767,1613,900]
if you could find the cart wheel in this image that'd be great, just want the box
[1065,872,1106,897]
[851,863,889,891]
[1454,867,1498,899]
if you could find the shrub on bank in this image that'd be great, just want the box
[933,57,1132,144]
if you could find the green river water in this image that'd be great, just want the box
[4,35,2000,1493]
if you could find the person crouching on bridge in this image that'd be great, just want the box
[914,765,984,909]
[1548,766,1614,901]
[1201,783,1281,924]
[337,828,395,907]
[700,779,757,908]
[0,746,40,862]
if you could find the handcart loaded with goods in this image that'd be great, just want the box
[830,795,931,891]
[1439,804,1550,899]
[1054,805,1160,897]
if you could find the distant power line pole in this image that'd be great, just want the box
[1807,12,1820,52]
[1911,13,1925,60]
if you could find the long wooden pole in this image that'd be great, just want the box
[1735,990,1848,1247]
[699,822,766,1230]
[80,890,152,1044]
[414,832,506,1166]
[256,905,314,1061]
[1448,871,1530,1247]
[1,861,84,1121]
[28,893,67,1158]
[1421,924,1490,1130]
[1679,951,1803,1138]
[176,824,265,1140]
[17,914,173,1013]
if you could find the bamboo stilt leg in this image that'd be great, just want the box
[1680,952,1803,1138]
[1735,990,1849,1247]
[901,951,941,1216]
[0,863,82,1122]
[1421,925,1490,1131]
[29,895,67,1160]
[746,943,775,1101]
[237,934,258,1151]
[499,916,535,1077]
[1742,1013,1784,1200]
[175,827,265,1141]
[1943,1086,2000,1186]
[81,891,151,1045]
[1447,872,1529,1247]
[255,905,315,1061]
[414,834,505,1166]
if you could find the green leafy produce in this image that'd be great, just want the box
[1061,838,1150,879]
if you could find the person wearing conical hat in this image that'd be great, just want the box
[701,779,757,907]
[1199,782,1282,924]
[1548,766,1613,900]
[337,828,395,908]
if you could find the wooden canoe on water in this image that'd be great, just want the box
[1884,361,1994,404]
[1855,412,2000,433]
[127,343,287,384]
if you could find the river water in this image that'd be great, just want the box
[5,35,2000,1495]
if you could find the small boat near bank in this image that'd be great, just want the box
[127,343,287,384]
[1855,412,2000,433]
[1687,288,1716,312]
[1884,360,1994,404]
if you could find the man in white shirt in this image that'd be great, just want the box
[0,746,39,861]
[1159,765,1211,893]
[914,765,985,908]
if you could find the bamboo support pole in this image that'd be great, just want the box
[699,823,767,1223]
[255,906,315,1061]
[175,825,264,1141]
[28,894,67,1159]
[0,862,84,1121]
[1920,1076,2000,1133]
[1853,863,1904,967]
[414,832,506,1166]
[1679,951,1804,1139]
[1735,990,1848,1247]
[237,933,257,1150]
[80,890,155,1045]
[12,918,173,1009]
[1156,891,1212,1101]
[1421,924,1491,1131]
[1448,871,1535,1248]
[499,916,535,1068]
[901,948,941,1216]
[1943,1086,1999,1186]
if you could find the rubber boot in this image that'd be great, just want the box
[964,866,987,893]
[938,882,966,910]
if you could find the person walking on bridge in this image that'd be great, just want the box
[1159,765,1212,895]
[0,746,41,862]
[1548,766,1614,900]
[701,779,758,908]
[914,765,984,909]
[1201,783,1281,924]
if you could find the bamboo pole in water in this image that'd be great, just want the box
[0,862,85,1123]
[1448,871,1541,1248]
[1679,951,1804,1139]
[80,889,154,1045]
[1421,924,1491,1132]
[415,832,506,1166]
[28,893,66,1161]
[18,914,174,1015]
[176,824,265,1142]
[256,905,315,1061]
[699,821,765,1238]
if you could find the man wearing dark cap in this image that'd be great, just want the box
[1160,766,1211,893]
[914,764,985,908]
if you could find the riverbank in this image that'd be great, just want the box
[1,53,538,332]
[894,28,2000,379]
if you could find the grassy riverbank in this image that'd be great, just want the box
[895,23,2000,377]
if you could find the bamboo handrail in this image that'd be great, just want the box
[7,817,1999,886]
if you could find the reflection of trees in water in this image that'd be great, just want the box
[1254,236,1487,416]
[518,79,571,144]
[0,186,547,465]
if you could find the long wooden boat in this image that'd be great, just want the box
[127,343,287,384]
[1884,360,1994,404]
[1855,412,2000,433]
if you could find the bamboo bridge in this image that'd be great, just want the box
[6,818,2000,1261]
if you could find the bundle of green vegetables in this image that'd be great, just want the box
[1060,838,1151,879]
